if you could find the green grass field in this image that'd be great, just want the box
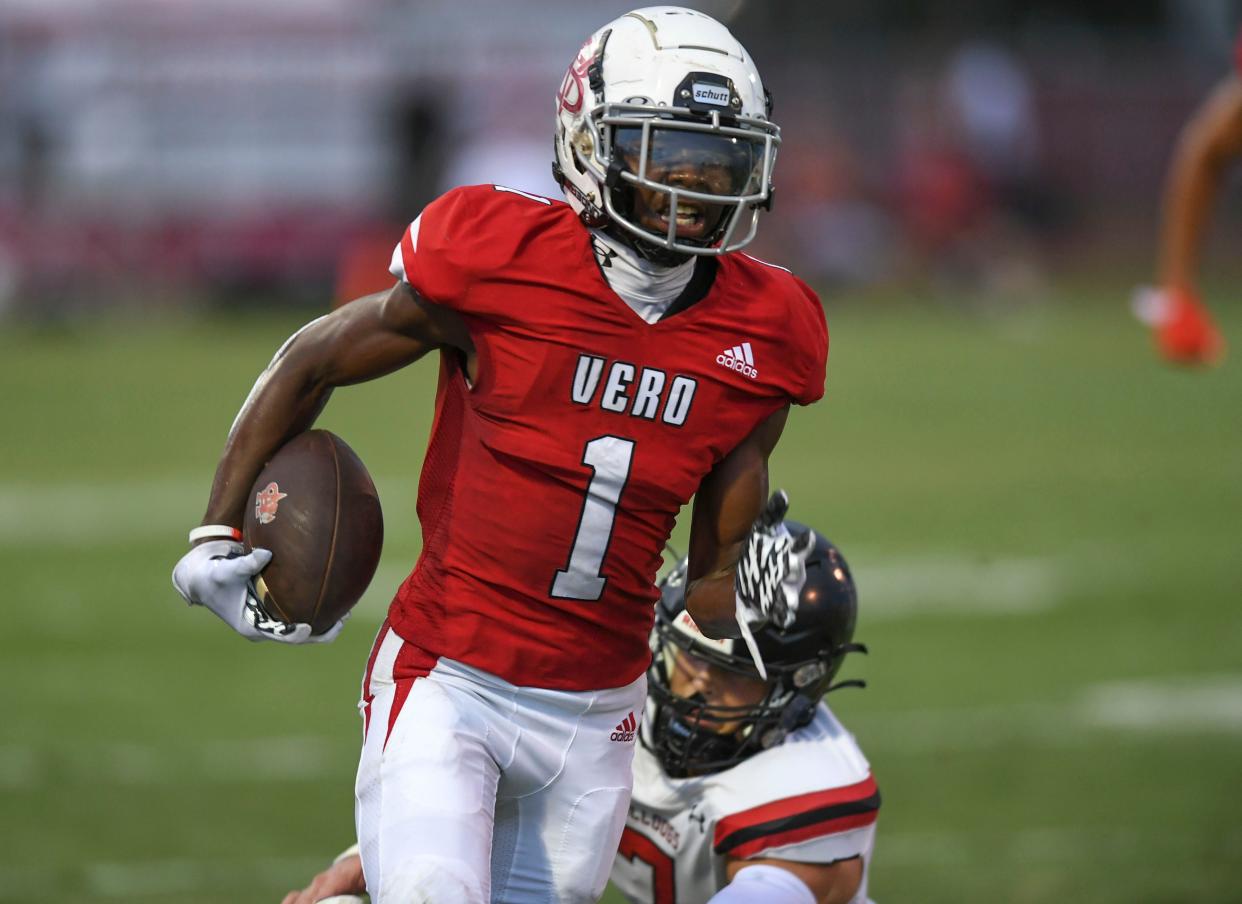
[2,286,1240,902]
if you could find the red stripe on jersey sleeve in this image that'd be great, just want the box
[722,809,879,860]
[713,774,880,858]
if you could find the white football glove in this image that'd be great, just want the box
[733,491,814,677]
[171,540,344,644]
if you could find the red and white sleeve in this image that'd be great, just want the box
[712,774,880,862]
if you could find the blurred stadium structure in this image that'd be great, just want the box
[2,0,1241,315]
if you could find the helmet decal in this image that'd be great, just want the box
[557,46,591,114]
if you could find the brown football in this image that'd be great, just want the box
[243,430,383,635]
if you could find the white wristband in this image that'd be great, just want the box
[188,524,243,544]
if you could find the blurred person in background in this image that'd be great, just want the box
[285,527,877,904]
[894,41,1058,299]
[172,7,829,902]
[782,121,895,291]
[1133,29,1242,366]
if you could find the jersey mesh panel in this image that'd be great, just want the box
[415,355,466,572]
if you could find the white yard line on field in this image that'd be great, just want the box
[7,677,1237,795]
[848,673,1242,754]
[1,828,1236,899]
[2,476,1076,621]
[878,824,1242,869]
[0,480,199,544]
[0,735,352,791]
[0,477,416,544]
[854,554,1061,619]
[0,856,328,900]
[84,856,329,899]
[1080,674,1242,734]
[847,701,1076,755]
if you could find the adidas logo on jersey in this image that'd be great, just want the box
[611,711,637,743]
[716,342,758,379]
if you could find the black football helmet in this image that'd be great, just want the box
[643,523,866,778]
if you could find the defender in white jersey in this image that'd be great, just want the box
[282,525,874,904]
[613,527,877,904]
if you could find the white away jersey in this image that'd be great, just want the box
[611,703,879,904]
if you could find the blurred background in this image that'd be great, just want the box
[1,0,1240,902]
[3,0,1242,312]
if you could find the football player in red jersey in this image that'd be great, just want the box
[173,7,828,902]
[284,526,875,904]
[1133,30,1242,366]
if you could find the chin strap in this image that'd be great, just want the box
[759,692,817,749]
[553,160,608,226]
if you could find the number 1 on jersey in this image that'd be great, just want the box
[551,435,634,601]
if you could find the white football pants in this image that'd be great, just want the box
[356,622,646,904]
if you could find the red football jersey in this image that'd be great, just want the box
[386,184,828,691]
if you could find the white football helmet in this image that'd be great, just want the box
[553,6,779,258]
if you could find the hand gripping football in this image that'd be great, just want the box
[243,430,383,635]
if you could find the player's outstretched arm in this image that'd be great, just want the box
[1158,74,1242,294]
[171,283,470,642]
[1137,73,1242,365]
[712,857,863,904]
[201,282,472,531]
[683,406,787,639]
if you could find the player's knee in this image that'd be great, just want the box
[379,857,486,904]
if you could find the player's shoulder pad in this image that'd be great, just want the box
[441,182,560,215]
[710,705,878,858]
[731,252,828,405]
[737,704,872,795]
[392,184,570,309]
[422,183,564,252]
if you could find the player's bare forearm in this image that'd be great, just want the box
[684,406,788,638]
[1159,75,1242,290]
[200,282,470,530]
